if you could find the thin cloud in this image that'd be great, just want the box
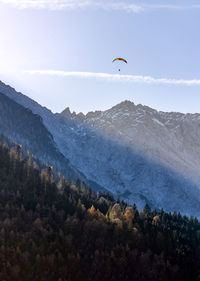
[145,4,200,11]
[0,0,142,11]
[0,0,200,12]
[24,70,200,86]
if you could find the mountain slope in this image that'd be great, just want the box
[82,100,200,183]
[57,101,200,216]
[0,91,88,184]
[1,80,200,216]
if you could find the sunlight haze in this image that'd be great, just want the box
[0,0,200,114]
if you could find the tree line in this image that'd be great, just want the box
[0,135,200,281]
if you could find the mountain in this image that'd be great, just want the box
[58,101,200,216]
[0,87,95,187]
[1,80,200,217]
[73,100,200,188]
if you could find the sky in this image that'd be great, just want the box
[0,0,200,114]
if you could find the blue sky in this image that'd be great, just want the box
[0,0,200,114]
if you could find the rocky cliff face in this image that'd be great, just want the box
[0,83,97,187]
[81,100,200,186]
[57,101,200,216]
[1,79,200,216]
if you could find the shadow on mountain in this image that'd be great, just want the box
[0,92,105,192]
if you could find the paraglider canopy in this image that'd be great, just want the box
[112,58,127,71]
[112,58,127,64]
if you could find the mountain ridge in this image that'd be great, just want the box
[1,79,200,216]
[0,91,88,183]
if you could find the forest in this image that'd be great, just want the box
[0,135,200,281]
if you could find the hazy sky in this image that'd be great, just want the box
[0,0,200,114]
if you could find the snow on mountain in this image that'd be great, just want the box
[1,80,200,217]
[0,81,104,190]
[59,101,200,216]
[79,100,200,186]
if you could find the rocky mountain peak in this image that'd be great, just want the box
[110,100,136,111]
[60,107,72,117]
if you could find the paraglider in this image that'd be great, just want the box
[112,58,127,72]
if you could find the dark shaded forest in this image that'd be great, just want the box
[0,135,200,281]
[0,92,85,183]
